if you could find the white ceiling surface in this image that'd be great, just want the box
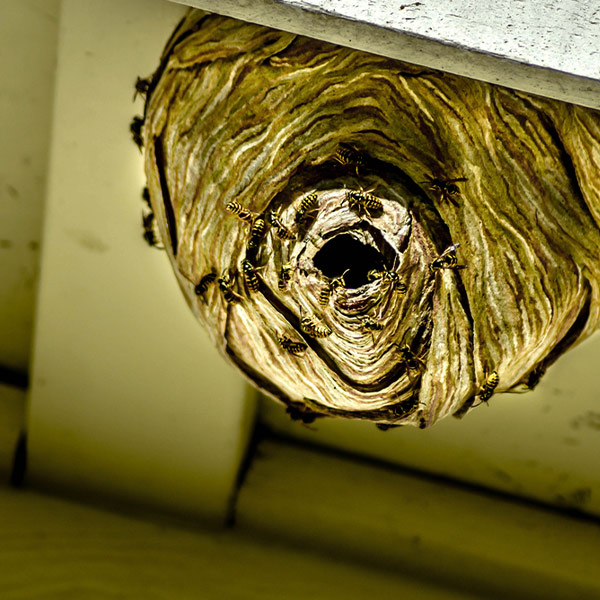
[26,0,254,523]
[262,330,600,518]
[0,0,60,374]
[174,0,600,109]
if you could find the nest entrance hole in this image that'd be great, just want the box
[313,234,386,288]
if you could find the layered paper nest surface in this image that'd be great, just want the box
[139,10,600,428]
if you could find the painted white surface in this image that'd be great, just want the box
[0,0,60,373]
[173,0,600,109]
[262,331,600,518]
[238,439,600,600]
[27,0,255,524]
[0,384,25,481]
[0,485,473,600]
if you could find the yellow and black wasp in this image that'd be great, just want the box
[429,243,467,272]
[241,259,262,293]
[218,271,241,303]
[367,268,407,295]
[301,315,332,338]
[278,334,308,355]
[344,189,383,218]
[295,193,318,224]
[478,369,499,404]
[333,144,365,175]
[225,200,258,223]
[278,264,292,291]
[269,209,296,241]
[426,176,467,207]
[319,270,348,306]
[247,216,267,249]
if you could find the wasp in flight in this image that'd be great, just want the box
[429,243,466,272]
[278,334,308,356]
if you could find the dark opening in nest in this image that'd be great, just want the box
[313,233,386,288]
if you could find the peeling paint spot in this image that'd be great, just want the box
[556,488,592,509]
[0,239,12,249]
[6,184,19,199]
[571,411,600,431]
[28,241,39,251]
[67,230,109,253]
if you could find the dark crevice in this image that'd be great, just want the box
[153,136,178,256]
[0,365,28,389]
[9,432,27,488]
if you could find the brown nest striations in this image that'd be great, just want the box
[134,10,600,428]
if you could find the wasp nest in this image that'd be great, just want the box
[134,10,600,428]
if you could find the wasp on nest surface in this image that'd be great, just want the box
[133,9,600,428]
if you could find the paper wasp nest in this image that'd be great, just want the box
[135,10,600,428]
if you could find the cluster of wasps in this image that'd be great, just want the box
[135,122,499,416]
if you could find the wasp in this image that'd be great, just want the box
[278,264,292,291]
[429,243,466,272]
[278,334,307,355]
[218,271,241,303]
[142,212,163,249]
[247,216,267,249]
[367,269,407,294]
[359,316,383,332]
[133,76,151,100]
[301,315,332,338]
[393,342,426,376]
[130,115,144,150]
[141,186,151,209]
[318,270,348,306]
[269,210,296,240]
[225,200,258,223]
[345,190,383,218]
[333,145,365,175]
[376,423,401,431]
[194,272,217,297]
[241,259,262,293]
[295,193,318,224]
[359,316,383,343]
[478,370,499,404]
[426,177,467,207]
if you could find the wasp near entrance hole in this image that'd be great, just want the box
[319,270,348,306]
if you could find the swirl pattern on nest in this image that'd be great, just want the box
[138,10,600,428]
